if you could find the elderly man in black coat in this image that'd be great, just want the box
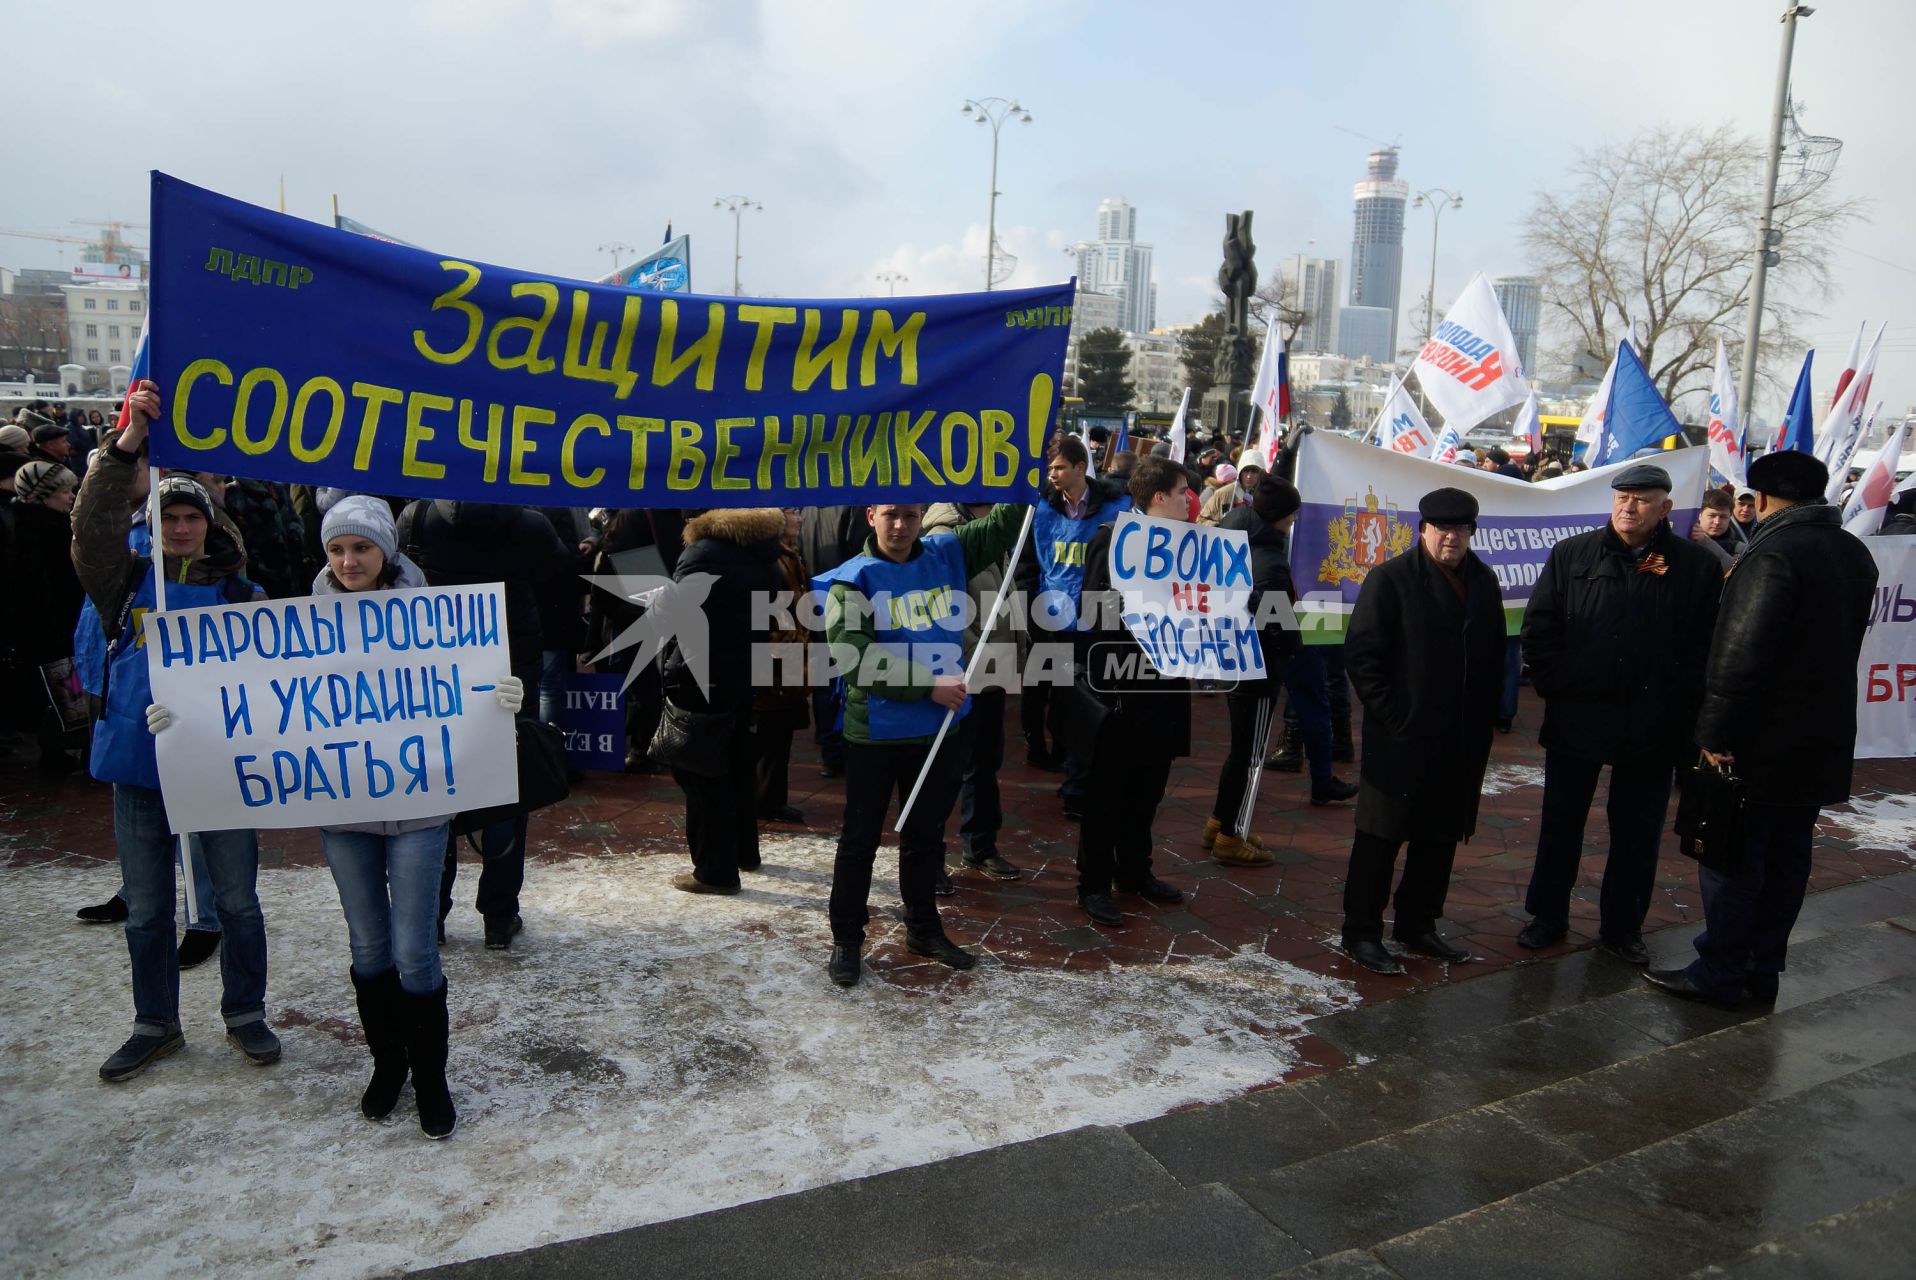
[1340,488,1506,975]
[1647,451,1880,1007]
[1516,463,1723,965]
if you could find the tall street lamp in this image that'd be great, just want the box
[713,195,761,296]
[1410,188,1463,345]
[598,241,632,279]
[961,97,1032,291]
[876,269,908,296]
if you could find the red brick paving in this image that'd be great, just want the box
[6,689,1911,1085]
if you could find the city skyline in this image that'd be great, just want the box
[3,1,1911,423]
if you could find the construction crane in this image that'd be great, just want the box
[1333,125,1402,151]
[0,222,149,255]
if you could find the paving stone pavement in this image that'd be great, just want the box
[5,687,1911,1086]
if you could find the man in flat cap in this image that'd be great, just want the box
[1647,451,1878,1007]
[1339,487,1505,974]
[1518,462,1722,963]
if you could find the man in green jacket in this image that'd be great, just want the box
[816,499,1028,987]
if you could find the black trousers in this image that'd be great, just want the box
[828,735,965,948]
[753,721,795,813]
[1211,691,1274,832]
[1687,802,1818,999]
[957,688,1006,858]
[1342,828,1457,944]
[1524,750,1673,938]
[676,719,760,888]
[1077,735,1174,896]
[1020,681,1052,750]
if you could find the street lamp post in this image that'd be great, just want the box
[961,97,1032,291]
[1738,5,1814,423]
[876,269,908,296]
[598,241,632,279]
[712,195,761,296]
[1410,188,1463,346]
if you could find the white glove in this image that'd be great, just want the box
[145,703,173,734]
[494,676,525,714]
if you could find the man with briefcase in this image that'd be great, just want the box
[1645,451,1879,1008]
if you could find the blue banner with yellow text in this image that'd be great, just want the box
[148,174,1072,508]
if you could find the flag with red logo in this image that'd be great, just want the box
[1841,413,1905,536]
[1374,379,1435,455]
[1817,322,1885,504]
[1411,272,1528,433]
[1704,337,1747,488]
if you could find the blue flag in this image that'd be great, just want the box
[148,173,1069,510]
[1112,418,1130,456]
[1597,341,1682,465]
[1775,350,1816,453]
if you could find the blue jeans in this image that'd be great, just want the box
[322,825,448,995]
[113,784,268,1034]
[1284,646,1334,787]
[117,834,220,931]
[539,649,569,725]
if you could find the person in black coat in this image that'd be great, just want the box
[1204,474,1303,866]
[1517,464,1723,964]
[1071,455,1194,927]
[661,507,787,894]
[398,499,569,951]
[1648,452,1880,1007]
[1340,487,1505,975]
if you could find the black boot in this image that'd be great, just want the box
[1266,724,1303,772]
[351,968,409,1120]
[403,980,457,1139]
[1332,715,1354,764]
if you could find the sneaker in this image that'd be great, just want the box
[1121,876,1184,905]
[828,945,861,987]
[484,915,525,951]
[1212,832,1276,867]
[178,929,221,969]
[227,1021,282,1065]
[961,852,1021,880]
[933,867,956,897]
[1309,776,1359,805]
[77,896,130,925]
[99,1028,184,1082]
[1079,893,1123,927]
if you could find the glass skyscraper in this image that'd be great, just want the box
[1345,148,1408,361]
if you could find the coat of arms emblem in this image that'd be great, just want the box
[1318,485,1413,585]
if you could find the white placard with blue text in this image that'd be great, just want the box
[145,584,518,832]
[1108,511,1266,682]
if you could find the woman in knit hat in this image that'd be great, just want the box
[305,494,522,1139]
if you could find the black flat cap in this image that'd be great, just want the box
[1747,450,1829,501]
[1419,487,1479,524]
[1610,462,1673,491]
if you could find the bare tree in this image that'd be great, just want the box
[1523,124,1861,408]
[1247,271,1308,348]
[0,295,67,381]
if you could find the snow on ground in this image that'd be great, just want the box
[1478,763,1546,797]
[1825,791,1916,859]
[2,836,1355,1279]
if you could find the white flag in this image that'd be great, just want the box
[1247,313,1283,458]
[1411,271,1529,432]
[1167,387,1189,463]
[1429,421,1466,466]
[1374,380,1435,455]
[1576,345,1622,462]
[1080,430,1097,479]
[1841,411,1902,535]
[1704,337,1747,488]
[1818,322,1886,504]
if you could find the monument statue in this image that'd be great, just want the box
[1203,210,1259,444]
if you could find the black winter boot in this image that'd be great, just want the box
[1266,724,1303,773]
[403,980,457,1139]
[351,968,409,1120]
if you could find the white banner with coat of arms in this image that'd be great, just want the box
[1288,432,1710,642]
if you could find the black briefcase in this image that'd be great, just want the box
[1673,757,1748,874]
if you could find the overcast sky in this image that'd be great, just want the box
[7,0,1911,425]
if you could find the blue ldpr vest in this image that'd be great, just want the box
[90,565,251,790]
[1032,496,1127,628]
[814,535,971,740]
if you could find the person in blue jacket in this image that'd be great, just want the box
[816,499,1028,987]
[70,380,279,1083]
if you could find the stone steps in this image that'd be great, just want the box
[413,869,1916,1280]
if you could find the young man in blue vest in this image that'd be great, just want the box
[1017,434,1128,818]
[70,380,279,1081]
[817,499,1029,987]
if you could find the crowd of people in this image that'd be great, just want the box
[5,382,1900,1145]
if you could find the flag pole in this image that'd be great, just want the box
[893,504,1036,835]
[145,448,200,925]
[1360,372,1407,446]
